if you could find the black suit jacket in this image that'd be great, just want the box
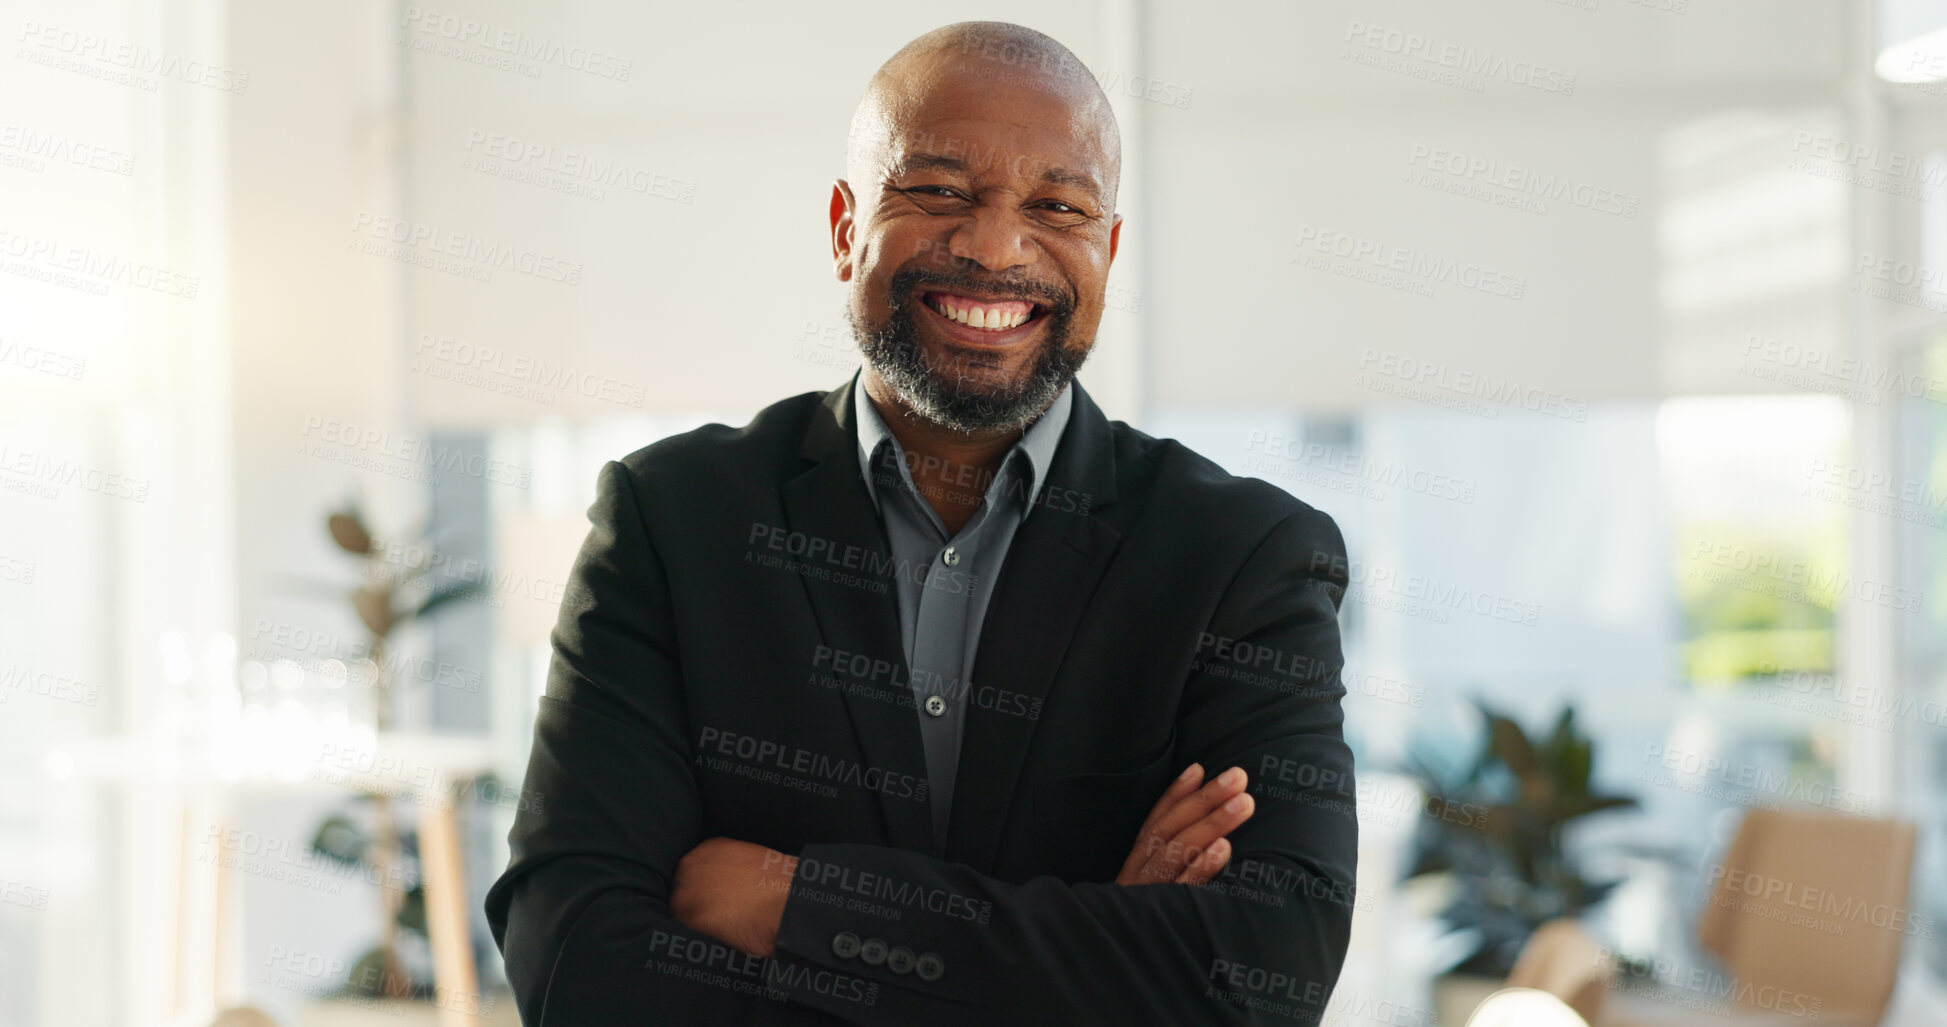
[484,375,1359,1025]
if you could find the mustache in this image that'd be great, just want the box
[888,267,1074,315]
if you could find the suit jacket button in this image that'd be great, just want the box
[915,952,945,981]
[859,937,889,966]
[887,946,917,974]
[832,931,861,959]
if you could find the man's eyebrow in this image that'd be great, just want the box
[887,153,972,178]
[888,152,1102,198]
[1037,165,1102,196]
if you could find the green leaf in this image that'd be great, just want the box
[342,946,395,997]
[410,581,481,621]
[397,883,428,934]
[1486,713,1538,777]
[1559,737,1593,795]
[308,814,368,867]
[1558,794,1637,819]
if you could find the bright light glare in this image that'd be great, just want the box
[1876,26,1947,83]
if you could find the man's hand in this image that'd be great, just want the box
[670,837,799,957]
[1115,763,1255,886]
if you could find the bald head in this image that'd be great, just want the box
[847,22,1122,208]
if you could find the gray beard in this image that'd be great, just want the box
[847,275,1088,436]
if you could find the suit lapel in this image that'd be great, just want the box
[944,383,1123,873]
[780,375,934,852]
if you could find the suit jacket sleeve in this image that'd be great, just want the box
[484,460,758,1025]
[766,506,1360,1026]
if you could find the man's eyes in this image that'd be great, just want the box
[901,187,1087,218]
[1033,200,1093,223]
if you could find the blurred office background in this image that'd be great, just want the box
[3,0,1946,1024]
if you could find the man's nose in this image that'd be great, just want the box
[946,205,1037,272]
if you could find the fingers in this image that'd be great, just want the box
[1147,766,1250,850]
[1118,767,1255,886]
[1132,786,1254,884]
[1118,763,1205,883]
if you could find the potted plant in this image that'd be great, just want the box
[301,505,484,1003]
[1404,701,1637,981]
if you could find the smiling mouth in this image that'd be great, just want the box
[919,290,1047,332]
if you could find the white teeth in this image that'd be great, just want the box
[931,298,1029,330]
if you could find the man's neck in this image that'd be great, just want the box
[861,370,1043,535]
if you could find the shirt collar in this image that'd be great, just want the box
[853,375,1074,516]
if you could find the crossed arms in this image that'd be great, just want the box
[485,460,1360,1025]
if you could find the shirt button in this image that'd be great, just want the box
[887,946,917,974]
[859,938,889,966]
[942,546,960,566]
[924,694,947,717]
[915,952,946,981]
[832,931,861,959]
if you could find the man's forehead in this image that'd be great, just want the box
[892,58,1099,127]
[873,76,1116,191]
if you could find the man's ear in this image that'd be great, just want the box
[830,180,857,282]
[1108,212,1122,267]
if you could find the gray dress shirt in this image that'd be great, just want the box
[853,378,1075,849]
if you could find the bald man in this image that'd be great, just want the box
[486,22,1358,1026]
